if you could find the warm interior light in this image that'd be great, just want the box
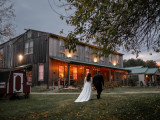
[93,57,98,62]
[111,75,113,80]
[86,69,89,77]
[113,62,117,66]
[59,66,64,78]
[18,55,23,61]
[67,53,72,58]
[123,75,126,80]
[73,67,77,80]
[146,75,148,78]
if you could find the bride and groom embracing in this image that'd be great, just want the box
[75,70,104,102]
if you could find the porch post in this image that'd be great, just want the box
[109,70,111,83]
[118,72,120,81]
[68,63,70,85]
[114,71,116,83]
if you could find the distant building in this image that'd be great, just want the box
[125,66,160,86]
[0,29,129,88]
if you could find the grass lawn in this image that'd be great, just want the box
[52,86,160,93]
[0,93,160,120]
[103,86,160,93]
[31,87,51,92]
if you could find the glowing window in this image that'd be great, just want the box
[73,67,77,80]
[86,69,89,77]
[39,64,44,81]
[59,66,64,78]
[26,71,32,83]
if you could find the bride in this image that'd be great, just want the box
[75,72,92,102]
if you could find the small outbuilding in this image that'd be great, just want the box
[125,66,160,86]
[0,69,30,98]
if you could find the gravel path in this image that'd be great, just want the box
[31,91,160,95]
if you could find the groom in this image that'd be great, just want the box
[93,70,104,99]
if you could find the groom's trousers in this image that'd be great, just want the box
[95,86,103,99]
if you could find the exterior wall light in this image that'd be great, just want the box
[113,61,117,66]
[18,54,23,61]
[93,57,98,62]
[67,53,72,58]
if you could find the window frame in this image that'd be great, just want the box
[27,31,32,39]
[73,67,78,80]
[59,66,64,78]
[0,48,4,60]
[38,64,44,81]
[59,40,65,53]
[59,40,65,58]
[116,55,119,64]
[100,57,104,64]
[85,47,90,62]
[24,40,33,55]
[86,69,89,77]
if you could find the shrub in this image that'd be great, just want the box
[72,80,84,89]
[119,79,129,86]
[104,81,122,89]
[127,77,139,86]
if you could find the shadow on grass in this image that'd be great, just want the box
[1,94,160,120]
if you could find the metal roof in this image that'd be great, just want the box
[15,64,32,69]
[124,66,143,70]
[146,68,158,74]
[125,67,159,75]
[50,56,129,72]
[131,68,148,74]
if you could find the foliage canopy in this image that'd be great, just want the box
[58,0,160,57]
[0,0,15,43]
[123,58,158,68]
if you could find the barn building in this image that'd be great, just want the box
[0,29,129,88]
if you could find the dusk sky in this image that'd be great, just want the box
[13,0,160,63]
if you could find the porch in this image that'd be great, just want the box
[49,56,128,88]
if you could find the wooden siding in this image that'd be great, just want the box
[49,38,123,68]
[0,29,124,87]
[12,31,49,66]
[0,30,49,86]
[0,40,15,68]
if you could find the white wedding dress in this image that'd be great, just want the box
[75,77,92,102]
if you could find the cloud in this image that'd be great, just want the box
[14,0,73,36]
[123,51,160,62]
[13,0,160,62]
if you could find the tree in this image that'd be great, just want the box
[57,0,160,57]
[123,58,146,67]
[146,60,158,68]
[0,0,15,43]
[123,58,158,68]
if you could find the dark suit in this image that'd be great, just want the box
[93,74,104,99]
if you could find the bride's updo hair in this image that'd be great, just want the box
[87,72,91,81]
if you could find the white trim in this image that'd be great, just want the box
[7,71,11,94]
[13,73,23,93]
[7,81,9,94]
[0,82,5,88]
